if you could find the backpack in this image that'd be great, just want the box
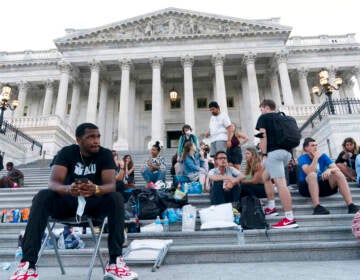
[274,112,301,150]
[240,195,268,230]
[125,189,163,220]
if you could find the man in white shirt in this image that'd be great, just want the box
[205,101,232,157]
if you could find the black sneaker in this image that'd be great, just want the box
[313,204,330,215]
[348,203,359,214]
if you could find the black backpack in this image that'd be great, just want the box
[240,195,268,230]
[274,112,301,150]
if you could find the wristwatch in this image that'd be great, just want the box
[95,185,101,195]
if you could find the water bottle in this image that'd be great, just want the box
[236,225,245,245]
[14,247,22,264]
[163,216,169,232]
[155,216,163,232]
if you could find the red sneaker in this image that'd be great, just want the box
[264,207,279,216]
[272,217,298,229]
[8,261,38,280]
[104,257,138,280]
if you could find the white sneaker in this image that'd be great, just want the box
[103,257,138,280]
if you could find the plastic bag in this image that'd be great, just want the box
[182,205,197,232]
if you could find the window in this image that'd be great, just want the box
[23,106,28,116]
[144,100,152,111]
[197,97,207,109]
[170,98,181,109]
[67,104,71,115]
[227,97,234,108]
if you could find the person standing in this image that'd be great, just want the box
[177,124,199,161]
[227,123,248,170]
[8,123,138,280]
[255,99,298,229]
[205,101,232,157]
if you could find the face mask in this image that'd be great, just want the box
[185,130,191,135]
[76,196,86,222]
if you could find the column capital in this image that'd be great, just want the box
[181,55,194,68]
[149,57,163,68]
[212,53,225,66]
[89,59,102,72]
[275,50,289,64]
[243,52,257,65]
[118,58,132,71]
[17,80,30,91]
[45,79,54,90]
[58,60,72,73]
[297,67,308,79]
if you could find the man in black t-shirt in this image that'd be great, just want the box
[255,99,298,229]
[10,123,138,280]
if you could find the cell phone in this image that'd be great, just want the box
[75,178,89,183]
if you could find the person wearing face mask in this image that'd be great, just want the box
[177,124,199,162]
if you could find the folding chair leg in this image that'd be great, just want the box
[87,218,106,280]
[47,221,66,275]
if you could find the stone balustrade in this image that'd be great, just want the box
[286,104,318,117]
[0,49,61,62]
[287,34,356,46]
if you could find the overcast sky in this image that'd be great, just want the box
[1,0,359,52]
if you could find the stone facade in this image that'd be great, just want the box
[0,8,359,158]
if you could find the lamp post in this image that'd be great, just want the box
[0,85,19,130]
[311,69,342,114]
[169,87,178,102]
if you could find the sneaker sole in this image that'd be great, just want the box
[272,223,299,229]
[266,212,279,217]
[104,274,138,280]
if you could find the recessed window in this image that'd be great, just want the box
[23,106,28,116]
[67,104,71,114]
[227,97,234,108]
[197,97,207,109]
[170,98,181,109]
[144,100,152,111]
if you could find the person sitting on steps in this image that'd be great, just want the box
[298,137,359,215]
[141,141,166,187]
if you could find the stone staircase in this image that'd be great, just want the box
[0,162,359,269]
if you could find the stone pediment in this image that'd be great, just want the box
[55,8,291,48]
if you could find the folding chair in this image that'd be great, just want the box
[37,215,108,280]
[123,239,173,272]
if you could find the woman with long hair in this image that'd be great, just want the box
[239,147,266,198]
[335,137,359,182]
[227,123,248,170]
[177,124,199,161]
[182,141,209,190]
[116,154,135,189]
[141,141,166,186]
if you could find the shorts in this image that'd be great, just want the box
[298,180,338,197]
[227,146,243,165]
[263,149,291,179]
[210,141,227,157]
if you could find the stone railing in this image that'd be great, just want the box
[285,104,318,117]
[11,115,73,136]
[0,49,61,62]
[287,34,357,47]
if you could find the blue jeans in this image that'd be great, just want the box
[141,167,166,183]
[210,181,240,205]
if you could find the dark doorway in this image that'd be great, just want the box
[167,131,182,148]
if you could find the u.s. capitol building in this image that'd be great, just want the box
[0,7,359,158]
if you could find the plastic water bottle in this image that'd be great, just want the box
[236,225,245,245]
[14,247,22,264]
[163,216,169,232]
[155,216,163,232]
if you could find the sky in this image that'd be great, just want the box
[0,0,359,52]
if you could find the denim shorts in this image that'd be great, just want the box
[264,149,291,179]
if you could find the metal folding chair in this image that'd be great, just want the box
[37,215,107,280]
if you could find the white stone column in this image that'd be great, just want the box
[181,55,196,131]
[113,59,132,150]
[86,60,101,123]
[276,52,294,105]
[268,70,282,107]
[55,61,71,120]
[240,71,253,143]
[69,79,81,128]
[244,53,260,141]
[128,80,136,150]
[353,66,360,92]
[298,68,312,104]
[42,79,54,115]
[97,77,109,138]
[329,66,340,99]
[212,54,228,114]
[150,57,163,145]
[16,81,29,117]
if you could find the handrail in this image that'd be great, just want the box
[0,120,43,155]
[300,98,360,133]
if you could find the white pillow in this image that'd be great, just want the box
[124,239,173,261]
[199,203,237,230]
